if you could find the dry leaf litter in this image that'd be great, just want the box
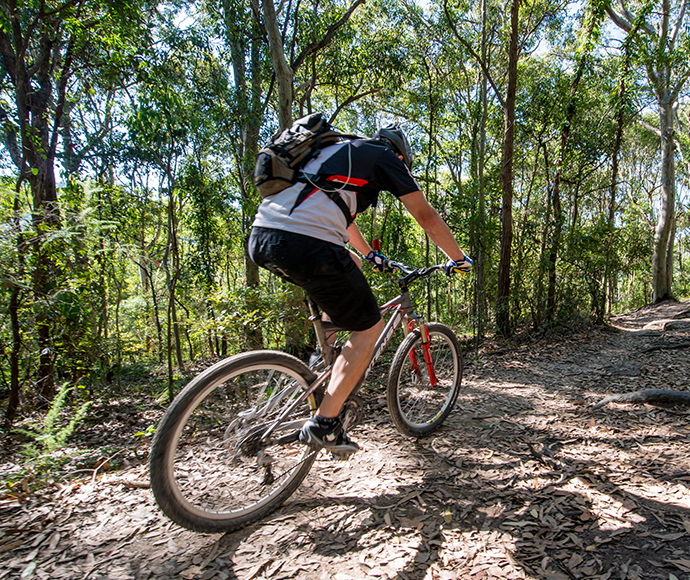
[1,301,690,580]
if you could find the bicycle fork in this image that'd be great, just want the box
[407,319,438,386]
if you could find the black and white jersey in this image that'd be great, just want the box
[252,138,420,247]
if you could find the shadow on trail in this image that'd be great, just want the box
[188,375,690,580]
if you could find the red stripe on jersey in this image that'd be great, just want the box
[326,175,368,187]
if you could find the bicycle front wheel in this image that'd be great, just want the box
[149,351,320,533]
[387,322,463,436]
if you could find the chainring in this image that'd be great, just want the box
[339,395,365,431]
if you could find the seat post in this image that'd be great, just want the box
[306,298,328,350]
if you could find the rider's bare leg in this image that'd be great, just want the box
[316,318,384,418]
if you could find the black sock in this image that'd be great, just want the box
[314,415,338,429]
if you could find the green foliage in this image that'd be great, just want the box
[1,0,690,445]
[14,383,91,459]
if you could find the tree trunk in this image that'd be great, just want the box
[536,141,552,328]
[546,177,562,322]
[7,285,21,427]
[1,11,75,403]
[546,53,587,322]
[475,0,489,338]
[496,0,520,336]
[230,8,265,350]
[261,0,293,129]
[6,184,24,427]
[166,292,174,401]
[606,67,627,316]
[604,3,687,304]
[652,96,676,302]
[166,190,185,370]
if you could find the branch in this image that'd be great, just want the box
[0,105,22,167]
[430,134,461,191]
[37,0,81,20]
[626,188,656,230]
[640,341,690,353]
[518,0,567,55]
[638,118,661,137]
[660,0,670,50]
[606,1,656,37]
[670,0,688,46]
[290,0,366,72]
[0,27,17,83]
[262,0,293,128]
[605,4,633,33]
[50,35,75,159]
[328,87,382,124]
[442,0,505,111]
[593,389,690,409]
[287,0,301,66]
[620,0,655,35]
[670,68,690,102]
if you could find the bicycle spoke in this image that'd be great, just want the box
[150,352,320,532]
[388,323,462,436]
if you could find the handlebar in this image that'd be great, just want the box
[387,260,444,275]
[386,260,446,289]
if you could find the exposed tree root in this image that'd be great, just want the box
[593,389,690,410]
[641,342,690,353]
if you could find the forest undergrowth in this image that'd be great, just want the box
[1,300,690,580]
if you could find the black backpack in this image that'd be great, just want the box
[253,113,360,224]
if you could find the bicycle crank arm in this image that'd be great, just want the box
[273,430,301,445]
[255,420,305,450]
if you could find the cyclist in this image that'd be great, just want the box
[248,124,473,456]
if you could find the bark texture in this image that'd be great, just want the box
[496,0,520,336]
[605,0,690,303]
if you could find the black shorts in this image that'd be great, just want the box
[248,227,381,331]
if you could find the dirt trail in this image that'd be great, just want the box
[2,301,690,580]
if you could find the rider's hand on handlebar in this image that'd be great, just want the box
[445,255,474,275]
[366,251,393,273]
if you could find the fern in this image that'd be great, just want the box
[15,383,91,457]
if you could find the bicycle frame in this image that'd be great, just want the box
[313,291,414,393]
[259,261,445,445]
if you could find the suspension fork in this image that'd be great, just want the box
[407,317,437,387]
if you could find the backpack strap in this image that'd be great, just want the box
[287,135,367,227]
[315,178,355,227]
[289,175,354,227]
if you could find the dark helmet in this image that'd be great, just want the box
[374,125,414,170]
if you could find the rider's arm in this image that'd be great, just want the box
[399,190,468,263]
[347,222,373,257]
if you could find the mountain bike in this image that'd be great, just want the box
[149,260,464,533]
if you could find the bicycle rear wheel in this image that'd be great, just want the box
[149,351,320,533]
[387,322,462,436]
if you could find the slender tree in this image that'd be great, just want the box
[260,0,366,128]
[0,0,154,400]
[606,0,690,301]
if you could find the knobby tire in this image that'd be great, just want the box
[387,323,463,436]
[149,351,320,533]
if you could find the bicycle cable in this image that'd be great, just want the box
[301,140,354,197]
